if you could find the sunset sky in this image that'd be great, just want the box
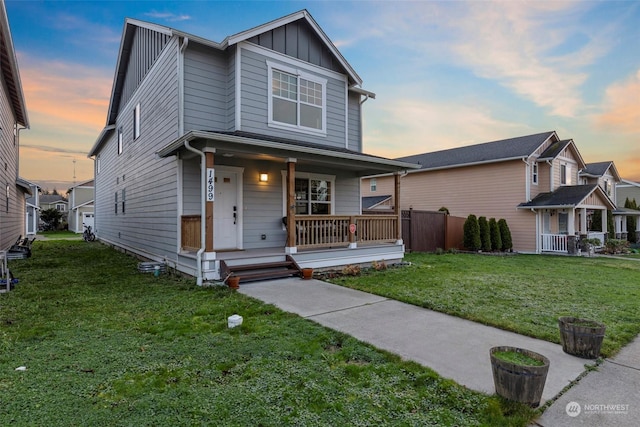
[5,0,640,192]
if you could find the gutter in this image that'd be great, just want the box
[183,140,206,286]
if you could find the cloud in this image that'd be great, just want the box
[144,11,191,22]
[21,144,89,156]
[364,98,525,158]
[594,69,640,134]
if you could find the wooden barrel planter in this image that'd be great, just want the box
[558,317,606,359]
[490,346,550,407]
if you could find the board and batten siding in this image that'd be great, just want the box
[95,36,180,261]
[374,160,538,252]
[183,44,231,132]
[239,47,348,148]
[0,72,24,250]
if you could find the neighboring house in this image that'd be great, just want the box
[362,131,616,254]
[67,179,94,233]
[615,179,640,241]
[39,194,68,213]
[362,195,393,214]
[23,179,39,235]
[0,0,30,252]
[88,10,417,283]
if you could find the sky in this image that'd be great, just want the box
[5,0,640,192]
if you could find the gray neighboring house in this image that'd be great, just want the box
[67,179,94,233]
[615,178,640,241]
[88,10,417,283]
[0,0,30,251]
[23,180,39,235]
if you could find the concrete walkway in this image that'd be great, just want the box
[239,277,592,404]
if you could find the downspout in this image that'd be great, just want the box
[184,139,205,286]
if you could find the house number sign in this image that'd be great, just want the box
[206,168,215,202]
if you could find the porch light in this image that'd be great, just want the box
[259,173,269,183]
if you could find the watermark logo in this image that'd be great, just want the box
[566,401,581,417]
[565,401,630,417]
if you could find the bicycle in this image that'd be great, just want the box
[83,225,96,242]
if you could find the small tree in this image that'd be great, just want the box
[625,198,638,243]
[40,208,63,231]
[478,216,491,252]
[463,214,481,251]
[489,218,502,251]
[607,210,615,237]
[498,219,513,251]
[438,206,450,215]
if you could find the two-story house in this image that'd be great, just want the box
[362,131,616,254]
[88,10,417,284]
[67,179,94,233]
[0,0,30,252]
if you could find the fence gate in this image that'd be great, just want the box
[402,210,465,252]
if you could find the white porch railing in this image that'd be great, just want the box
[587,232,606,248]
[541,234,568,253]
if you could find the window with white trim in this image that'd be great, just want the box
[55,203,65,212]
[117,127,123,155]
[133,103,140,140]
[268,62,326,134]
[560,164,569,185]
[370,178,377,192]
[97,155,101,174]
[282,172,334,215]
[532,163,538,185]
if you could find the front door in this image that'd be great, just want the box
[214,170,239,250]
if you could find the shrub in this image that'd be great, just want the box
[498,219,513,251]
[342,264,361,276]
[478,216,491,252]
[605,239,630,254]
[371,260,387,271]
[463,214,481,251]
[489,218,502,251]
[625,198,638,243]
[438,207,450,215]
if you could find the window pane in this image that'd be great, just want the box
[311,180,330,201]
[273,98,297,125]
[311,203,329,214]
[300,79,322,106]
[273,70,297,100]
[300,104,322,129]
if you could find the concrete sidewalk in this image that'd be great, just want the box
[239,277,592,404]
[534,336,640,426]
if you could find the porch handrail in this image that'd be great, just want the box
[294,215,398,249]
[541,233,567,253]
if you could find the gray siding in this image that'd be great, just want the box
[247,20,345,75]
[118,27,171,113]
[182,157,201,215]
[347,91,362,152]
[95,36,180,261]
[227,46,237,130]
[0,72,24,250]
[183,44,231,132]
[239,48,348,148]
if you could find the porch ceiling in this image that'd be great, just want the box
[157,130,420,176]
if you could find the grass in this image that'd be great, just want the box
[492,351,545,367]
[329,253,640,358]
[0,241,536,426]
[38,230,79,239]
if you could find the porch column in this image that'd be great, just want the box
[285,159,297,253]
[601,209,607,238]
[204,149,215,252]
[394,172,402,243]
[568,209,576,235]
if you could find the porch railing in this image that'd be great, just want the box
[181,215,201,251]
[294,215,398,249]
[541,234,567,253]
[587,232,606,248]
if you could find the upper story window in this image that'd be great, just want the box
[370,178,377,192]
[603,179,611,196]
[560,164,571,185]
[268,62,326,135]
[133,103,141,140]
[5,184,9,212]
[117,127,123,155]
[55,203,66,212]
[97,155,101,174]
[532,163,538,185]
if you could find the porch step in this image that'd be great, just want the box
[221,257,301,284]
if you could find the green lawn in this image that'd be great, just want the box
[329,252,640,358]
[0,241,535,426]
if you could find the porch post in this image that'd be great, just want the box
[568,209,576,235]
[285,159,297,253]
[601,209,607,238]
[580,208,587,235]
[204,149,215,252]
[394,172,402,244]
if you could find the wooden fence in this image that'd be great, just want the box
[401,210,465,252]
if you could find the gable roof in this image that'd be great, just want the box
[517,184,616,210]
[362,195,392,210]
[0,1,28,127]
[396,131,557,171]
[68,179,95,193]
[100,9,361,132]
[39,194,68,204]
[580,161,621,182]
